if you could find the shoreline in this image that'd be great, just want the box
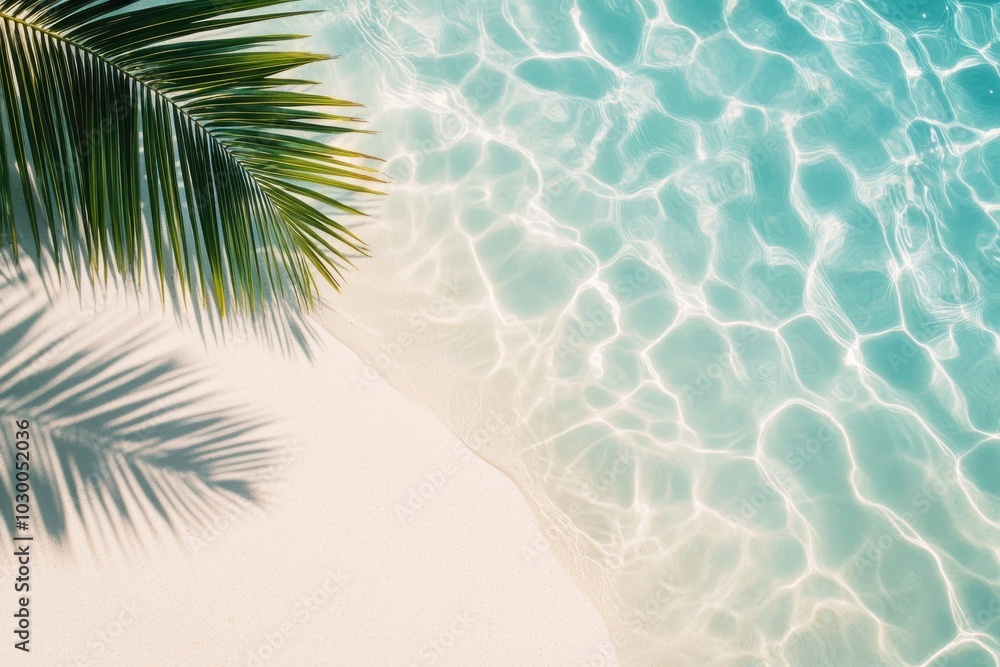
[2,267,614,665]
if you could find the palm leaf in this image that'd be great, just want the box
[0,0,382,316]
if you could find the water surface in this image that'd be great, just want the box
[304,1,1000,664]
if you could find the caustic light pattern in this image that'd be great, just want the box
[316,0,1000,664]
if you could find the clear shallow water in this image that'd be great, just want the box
[304,1,998,664]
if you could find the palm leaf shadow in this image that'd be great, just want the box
[0,291,281,553]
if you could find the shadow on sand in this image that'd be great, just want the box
[0,273,284,556]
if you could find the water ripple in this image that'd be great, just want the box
[308,1,1000,664]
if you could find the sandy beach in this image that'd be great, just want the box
[1,0,997,664]
[1,266,612,666]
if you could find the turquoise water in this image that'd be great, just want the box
[307,1,999,664]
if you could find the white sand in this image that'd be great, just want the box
[1,272,612,665]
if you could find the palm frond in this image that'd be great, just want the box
[0,0,382,315]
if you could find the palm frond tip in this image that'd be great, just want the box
[0,0,383,315]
